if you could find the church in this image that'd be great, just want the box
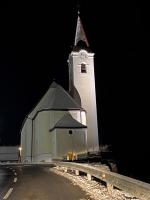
[20,14,99,162]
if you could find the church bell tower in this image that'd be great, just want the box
[68,14,99,152]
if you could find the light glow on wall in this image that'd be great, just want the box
[81,111,86,125]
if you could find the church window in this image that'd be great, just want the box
[81,63,86,73]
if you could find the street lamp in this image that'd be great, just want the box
[18,147,22,162]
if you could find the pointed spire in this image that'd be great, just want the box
[74,13,89,47]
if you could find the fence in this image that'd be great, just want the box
[54,162,150,200]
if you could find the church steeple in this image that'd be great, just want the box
[74,13,89,47]
[68,11,99,152]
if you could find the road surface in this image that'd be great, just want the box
[0,167,14,199]
[0,165,89,200]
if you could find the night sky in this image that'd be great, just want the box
[0,1,150,182]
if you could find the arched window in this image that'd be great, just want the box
[81,63,87,73]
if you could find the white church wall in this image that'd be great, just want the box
[21,110,86,162]
[69,50,99,152]
[81,111,86,125]
[25,119,32,161]
[72,129,87,154]
[69,110,87,127]
[49,129,57,159]
[69,110,82,123]
[33,111,52,162]
[49,110,68,130]
[21,125,25,160]
[55,129,72,159]
[31,110,70,162]
[21,118,32,162]
[53,129,87,159]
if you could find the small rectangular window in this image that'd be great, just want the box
[81,63,86,73]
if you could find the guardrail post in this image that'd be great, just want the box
[107,183,113,192]
[64,167,68,173]
[56,166,59,170]
[87,173,92,181]
[75,170,79,176]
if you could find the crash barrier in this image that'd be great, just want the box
[54,162,150,200]
[1,161,150,199]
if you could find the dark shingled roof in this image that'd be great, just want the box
[28,81,83,119]
[50,113,87,131]
[74,15,89,47]
[73,15,92,52]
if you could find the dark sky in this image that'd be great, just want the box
[0,1,150,181]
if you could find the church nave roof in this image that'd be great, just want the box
[28,81,83,119]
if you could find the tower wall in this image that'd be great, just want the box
[69,50,99,151]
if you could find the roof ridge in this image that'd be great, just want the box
[50,112,87,131]
[28,82,83,119]
[49,81,58,88]
[56,84,82,109]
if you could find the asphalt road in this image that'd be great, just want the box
[0,167,14,199]
[0,165,89,200]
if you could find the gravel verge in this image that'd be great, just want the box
[50,166,140,200]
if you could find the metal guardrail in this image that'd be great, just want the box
[0,162,55,168]
[54,162,150,200]
[1,162,150,199]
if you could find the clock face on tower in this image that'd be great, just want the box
[80,51,87,60]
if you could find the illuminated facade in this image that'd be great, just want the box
[69,15,99,151]
[20,14,99,162]
[21,82,87,162]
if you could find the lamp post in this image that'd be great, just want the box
[69,130,73,160]
[18,147,22,163]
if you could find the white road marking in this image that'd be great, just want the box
[3,188,13,199]
[14,177,17,182]
[14,172,17,176]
